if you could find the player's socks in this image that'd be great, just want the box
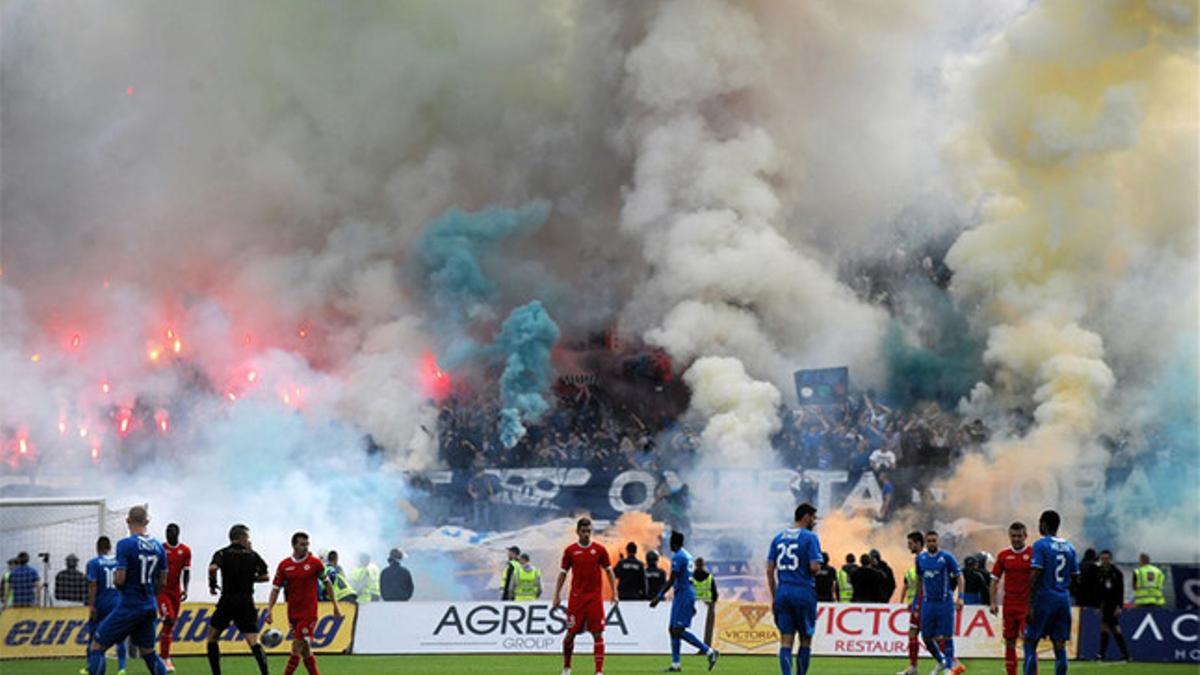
[116,640,127,670]
[88,649,107,675]
[284,654,301,675]
[302,655,320,674]
[908,633,919,667]
[159,619,174,658]
[563,632,576,669]
[680,629,709,653]
[670,636,682,665]
[206,641,222,675]
[593,634,605,674]
[923,637,943,664]
[942,638,955,668]
[796,646,811,675]
[1022,638,1038,675]
[778,646,792,675]
[1005,643,1018,675]
[1053,645,1067,675]
[142,652,168,675]
[251,643,270,675]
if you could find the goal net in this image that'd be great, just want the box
[0,498,133,606]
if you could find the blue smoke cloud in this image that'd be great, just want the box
[416,202,551,367]
[494,301,560,448]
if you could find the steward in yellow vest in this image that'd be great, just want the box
[512,555,542,601]
[1132,553,1165,607]
[838,554,856,602]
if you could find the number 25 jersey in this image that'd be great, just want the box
[767,528,822,592]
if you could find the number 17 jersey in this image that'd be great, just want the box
[115,534,167,612]
[767,528,822,592]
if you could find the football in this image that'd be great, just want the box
[260,628,284,649]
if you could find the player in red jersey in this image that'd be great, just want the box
[266,532,342,675]
[990,522,1034,675]
[157,522,191,673]
[552,517,618,675]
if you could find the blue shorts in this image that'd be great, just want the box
[93,605,158,650]
[1025,595,1072,642]
[89,599,118,635]
[773,587,817,637]
[670,592,697,628]
[920,600,955,639]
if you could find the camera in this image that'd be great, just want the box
[37,552,50,563]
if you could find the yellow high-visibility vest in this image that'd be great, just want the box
[694,574,714,603]
[904,567,918,604]
[329,567,356,602]
[837,568,853,602]
[349,565,381,603]
[514,566,541,601]
[1133,564,1165,606]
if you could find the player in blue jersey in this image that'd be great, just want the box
[766,503,822,675]
[87,506,169,675]
[84,536,127,675]
[1023,510,1079,675]
[915,531,966,675]
[651,530,719,672]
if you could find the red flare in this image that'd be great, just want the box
[247,371,258,383]
[30,353,41,363]
[71,333,82,349]
[155,410,169,433]
[298,327,308,339]
[101,382,110,394]
[173,339,182,354]
[18,438,28,454]
[419,352,453,401]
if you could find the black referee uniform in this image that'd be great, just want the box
[210,542,268,635]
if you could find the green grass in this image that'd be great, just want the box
[1,654,1193,674]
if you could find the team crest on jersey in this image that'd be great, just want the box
[304,564,311,570]
[589,549,596,555]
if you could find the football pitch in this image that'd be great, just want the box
[3,655,1192,674]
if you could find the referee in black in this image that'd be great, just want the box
[207,523,270,675]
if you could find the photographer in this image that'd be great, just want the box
[9,552,41,608]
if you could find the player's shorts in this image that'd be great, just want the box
[93,605,158,650]
[157,590,181,622]
[1025,596,1071,642]
[212,596,261,635]
[565,598,605,635]
[88,599,119,638]
[288,615,318,643]
[670,593,697,629]
[773,587,817,638]
[1002,606,1027,641]
[919,600,955,639]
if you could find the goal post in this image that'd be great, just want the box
[0,498,136,606]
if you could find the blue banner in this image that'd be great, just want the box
[1078,608,1199,663]
[1172,565,1200,611]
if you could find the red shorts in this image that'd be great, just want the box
[289,615,318,642]
[1003,607,1028,641]
[157,591,181,622]
[565,599,605,635]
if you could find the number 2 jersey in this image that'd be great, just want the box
[1030,535,1079,605]
[115,534,168,612]
[767,528,822,594]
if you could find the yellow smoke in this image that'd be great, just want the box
[943,0,1198,525]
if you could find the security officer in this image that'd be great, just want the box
[693,557,719,646]
[838,553,856,602]
[511,553,542,601]
[645,550,668,599]
[501,546,521,600]
[350,553,382,603]
[326,551,358,603]
[1132,553,1165,607]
